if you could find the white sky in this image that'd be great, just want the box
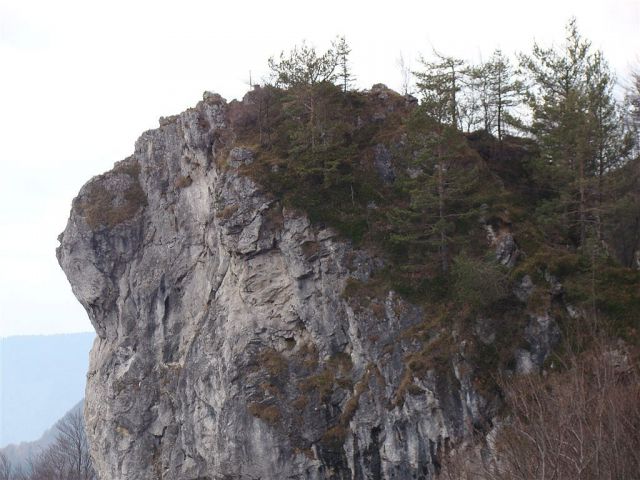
[0,0,638,337]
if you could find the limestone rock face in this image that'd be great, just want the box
[58,93,489,480]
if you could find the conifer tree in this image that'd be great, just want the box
[626,69,640,154]
[334,36,354,93]
[414,52,467,128]
[465,50,522,138]
[268,41,339,150]
[520,19,626,246]
[268,41,338,88]
[392,107,479,273]
[484,50,523,141]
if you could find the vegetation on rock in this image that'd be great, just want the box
[54,19,640,479]
[232,21,639,348]
[77,159,146,230]
[228,21,640,476]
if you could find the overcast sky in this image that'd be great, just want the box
[0,0,639,337]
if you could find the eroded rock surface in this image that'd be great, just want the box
[58,93,497,480]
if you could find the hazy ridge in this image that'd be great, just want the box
[0,333,93,447]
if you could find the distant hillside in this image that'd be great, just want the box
[0,333,94,446]
[0,400,83,469]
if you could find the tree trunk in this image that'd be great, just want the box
[437,143,448,273]
[579,153,587,247]
[450,66,457,129]
[309,92,316,150]
[497,69,503,142]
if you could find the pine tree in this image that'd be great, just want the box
[334,36,354,93]
[464,61,491,133]
[483,50,523,141]
[268,41,339,150]
[414,52,467,128]
[268,41,338,88]
[519,19,591,167]
[626,69,640,155]
[391,107,480,273]
[520,19,626,246]
[585,53,633,238]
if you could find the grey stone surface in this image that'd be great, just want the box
[514,274,534,303]
[373,144,396,184]
[57,95,529,480]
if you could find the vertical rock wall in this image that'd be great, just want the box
[58,93,491,479]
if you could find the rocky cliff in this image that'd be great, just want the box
[57,90,553,479]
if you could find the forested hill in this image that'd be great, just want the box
[54,20,640,480]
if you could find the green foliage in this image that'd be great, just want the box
[467,49,524,139]
[451,253,509,312]
[626,69,640,154]
[235,29,640,398]
[238,80,507,310]
[268,41,339,88]
[519,18,631,247]
[387,106,486,273]
[267,38,356,154]
[592,267,640,337]
[299,370,335,401]
[414,51,466,127]
[601,158,640,267]
[334,35,354,93]
[241,83,406,248]
[562,258,640,340]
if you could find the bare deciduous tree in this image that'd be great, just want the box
[440,337,640,480]
[18,408,96,480]
[0,453,12,480]
[397,51,413,96]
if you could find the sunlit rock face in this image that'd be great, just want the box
[57,91,492,480]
